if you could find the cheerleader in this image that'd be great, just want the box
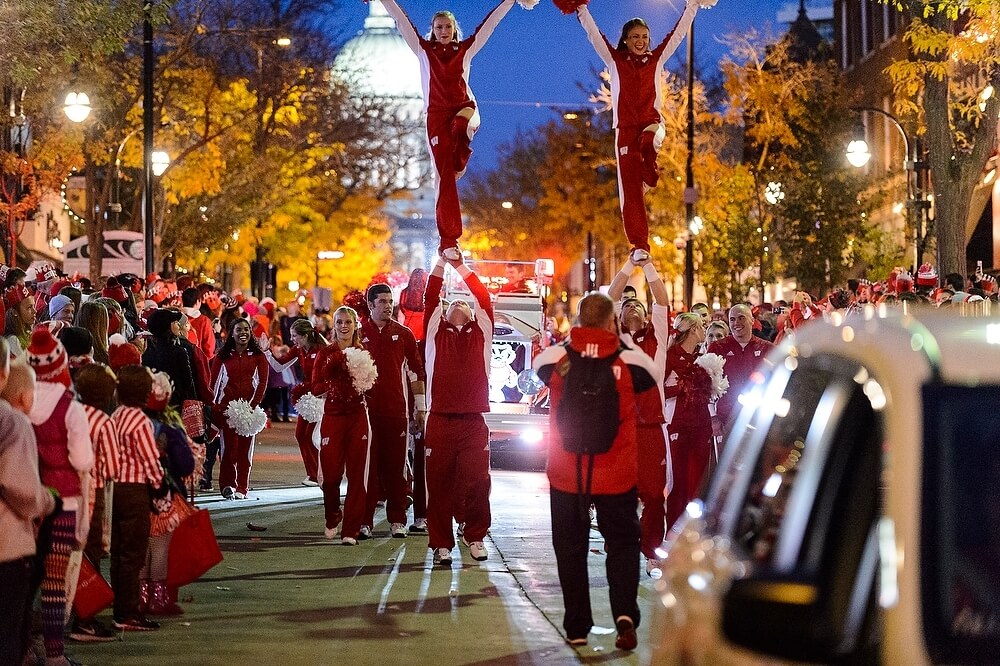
[209,318,269,500]
[310,306,374,545]
[567,0,705,259]
[662,312,712,530]
[264,318,329,486]
[380,0,516,257]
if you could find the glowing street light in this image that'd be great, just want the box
[151,151,170,176]
[764,181,785,205]
[846,139,872,168]
[63,91,92,123]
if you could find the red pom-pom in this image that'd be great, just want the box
[553,0,588,15]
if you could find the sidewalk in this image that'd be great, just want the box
[69,423,658,665]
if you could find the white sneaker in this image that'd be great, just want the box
[221,486,235,500]
[631,248,650,263]
[233,491,247,500]
[432,547,452,566]
[645,558,663,578]
[342,536,358,546]
[409,518,427,533]
[391,523,407,538]
[302,478,319,487]
[358,525,373,540]
[324,525,339,540]
[462,538,488,561]
[442,246,462,261]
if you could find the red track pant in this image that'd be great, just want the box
[319,410,371,538]
[218,425,255,495]
[637,423,670,560]
[428,104,479,252]
[664,421,713,531]
[615,123,664,252]
[364,415,409,526]
[424,412,491,549]
[294,417,319,481]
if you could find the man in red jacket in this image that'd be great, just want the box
[707,304,773,430]
[423,254,493,566]
[533,293,657,652]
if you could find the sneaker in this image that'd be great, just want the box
[441,246,462,261]
[221,486,235,500]
[645,557,663,578]
[302,478,319,487]
[113,616,160,631]
[462,538,488,561]
[198,479,212,491]
[456,521,465,538]
[342,536,358,546]
[432,547,452,566]
[614,616,638,651]
[566,637,588,647]
[409,518,428,533]
[68,618,117,642]
[631,248,650,263]
[391,523,407,538]
[324,525,339,540]
[233,491,247,500]
[358,525,373,540]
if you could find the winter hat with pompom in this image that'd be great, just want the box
[27,327,71,387]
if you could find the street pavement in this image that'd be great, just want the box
[70,422,659,665]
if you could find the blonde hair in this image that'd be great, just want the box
[668,312,703,349]
[332,306,364,349]
[77,301,110,365]
[426,10,462,41]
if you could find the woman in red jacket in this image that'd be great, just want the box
[662,312,712,530]
[265,319,328,486]
[209,318,269,500]
[310,306,373,545]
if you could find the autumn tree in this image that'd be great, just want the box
[880,0,1000,276]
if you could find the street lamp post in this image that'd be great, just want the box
[683,19,698,310]
[143,0,155,277]
[848,106,929,269]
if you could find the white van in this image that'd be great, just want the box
[648,307,1000,665]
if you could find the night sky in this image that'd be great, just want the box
[334,0,793,171]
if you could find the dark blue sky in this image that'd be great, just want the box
[335,0,792,171]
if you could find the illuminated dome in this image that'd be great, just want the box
[333,0,422,105]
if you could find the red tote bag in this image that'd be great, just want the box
[167,508,224,588]
[74,557,114,619]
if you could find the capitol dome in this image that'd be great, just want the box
[332,0,422,105]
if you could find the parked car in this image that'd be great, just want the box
[648,307,1000,665]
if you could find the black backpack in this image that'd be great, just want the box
[556,346,622,455]
[555,345,623,510]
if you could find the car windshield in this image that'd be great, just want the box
[922,384,1000,662]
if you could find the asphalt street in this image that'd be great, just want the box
[69,422,658,665]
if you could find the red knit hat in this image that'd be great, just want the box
[108,333,141,371]
[916,263,938,288]
[978,274,997,294]
[895,271,914,293]
[102,277,129,303]
[3,284,30,308]
[26,327,71,387]
[147,370,174,412]
[49,278,73,297]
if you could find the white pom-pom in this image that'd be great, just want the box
[694,352,729,401]
[294,393,325,424]
[517,0,540,9]
[344,347,378,394]
[224,399,268,437]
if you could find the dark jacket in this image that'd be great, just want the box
[142,335,197,406]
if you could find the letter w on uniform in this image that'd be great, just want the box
[582,343,599,357]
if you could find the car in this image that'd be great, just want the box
[647,307,1000,665]
[443,259,552,469]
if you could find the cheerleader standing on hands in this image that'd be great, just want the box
[561,0,710,259]
[310,306,377,544]
[379,0,518,257]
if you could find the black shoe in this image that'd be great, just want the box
[113,616,160,631]
[69,618,117,642]
[198,479,213,491]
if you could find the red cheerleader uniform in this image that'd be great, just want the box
[209,350,269,495]
[268,344,323,482]
[663,345,713,529]
[382,0,514,252]
[576,3,697,253]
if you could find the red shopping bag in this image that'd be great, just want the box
[74,557,114,619]
[167,508,224,588]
